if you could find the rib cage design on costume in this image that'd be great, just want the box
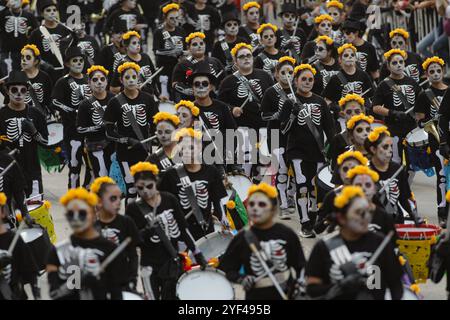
[149,209,181,243]
[25,82,44,105]
[101,228,120,245]
[342,81,363,96]
[42,34,62,52]
[0,249,12,284]
[164,36,183,51]
[249,240,288,277]
[404,64,420,82]
[5,16,28,37]
[6,118,32,147]
[121,103,147,127]
[203,112,220,132]
[297,103,322,126]
[197,15,211,31]
[320,69,339,88]
[329,251,372,282]
[380,178,400,206]
[430,95,443,119]
[178,180,209,210]
[119,14,137,30]
[281,36,301,55]
[356,52,368,71]
[237,78,263,102]
[91,105,105,126]
[78,41,95,59]
[392,84,415,108]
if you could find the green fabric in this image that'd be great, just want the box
[38,146,64,173]
[234,193,248,226]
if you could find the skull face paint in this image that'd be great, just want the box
[8,0,22,10]
[65,199,93,233]
[101,185,122,215]
[235,48,253,72]
[21,49,38,71]
[68,56,85,74]
[296,70,314,94]
[340,48,357,67]
[341,101,363,122]
[318,20,332,36]
[282,12,296,29]
[121,68,139,90]
[166,10,180,29]
[127,36,141,55]
[344,196,371,234]
[389,54,405,76]
[135,178,158,200]
[427,63,443,83]
[315,41,328,60]
[43,5,58,21]
[178,137,202,164]
[8,85,28,104]
[352,121,371,146]
[261,29,277,48]
[353,174,377,201]
[338,158,360,184]
[89,71,108,94]
[374,136,393,164]
[156,121,176,147]
[224,20,239,36]
[276,64,294,86]
[246,7,260,24]
[390,35,406,50]
[189,37,206,59]
[192,76,211,99]
[177,106,194,128]
[328,7,342,25]
[247,192,273,225]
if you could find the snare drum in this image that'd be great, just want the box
[405,128,433,172]
[192,230,234,262]
[122,291,144,300]
[176,267,234,300]
[315,165,335,204]
[159,101,176,114]
[27,201,57,244]
[47,122,64,147]
[20,227,52,271]
[226,174,253,203]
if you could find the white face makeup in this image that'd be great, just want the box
[352,121,371,146]
[66,199,92,233]
[135,178,158,200]
[427,63,443,83]
[315,41,328,60]
[353,175,377,201]
[282,12,296,28]
[340,48,357,67]
[389,54,405,76]
[177,106,194,128]
[345,196,371,234]
[224,20,239,36]
[247,192,273,225]
[189,37,206,59]
[121,68,139,89]
[328,7,342,25]
[296,70,314,93]
[390,35,406,50]
[156,121,176,147]
[341,101,363,121]
[43,5,58,21]
[89,71,108,94]
[192,76,211,99]
[318,20,332,35]
[101,185,122,215]
[8,85,28,104]
[339,158,360,184]
[276,64,294,86]
[127,36,141,55]
[246,7,260,24]
[374,136,393,164]
[179,137,202,164]
[68,56,85,74]
[235,48,253,72]
[260,29,276,48]
[8,0,22,10]
[166,11,180,28]
[21,49,38,70]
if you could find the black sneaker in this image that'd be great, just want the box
[299,223,316,238]
[438,216,447,229]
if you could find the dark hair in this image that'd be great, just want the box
[275,61,294,72]
[123,35,141,48]
[98,182,117,198]
[134,171,158,183]
[364,132,390,155]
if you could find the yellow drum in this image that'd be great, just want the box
[27,201,57,244]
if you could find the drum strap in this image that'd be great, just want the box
[384,78,412,112]
[323,233,353,266]
[233,71,261,104]
[220,40,233,64]
[243,227,274,268]
[424,89,440,114]
[244,26,259,43]
[89,96,105,118]
[336,71,348,88]
[258,52,273,70]
[27,81,46,115]
[154,148,173,171]
[186,55,199,65]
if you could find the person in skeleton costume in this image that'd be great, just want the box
[159,128,228,240]
[372,49,421,180]
[238,1,261,48]
[125,162,206,300]
[365,126,417,224]
[46,187,125,300]
[220,182,306,300]
[52,46,92,189]
[91,177,140,292]
[208,0,237,16]
[175,99,199,129]
[306,186,403,300]
[153,3,186,100]
[103,0,147,36]
[342,19,379,81]
[254,23,284,78]
[172,32,223,101]
[279,64,335,238]
[0,71,48,198]
[326,0,345,45]
[0,0,38,75]
[76,65,114,179]
[97,22,128,79]
[0,192,40,300]
[261,56,297,218]
[311,35,340,95]
[301,14,334,63]
[379,28,423,83]
[19,44,53,117]
[276,3,305,64]
[73,20,100,68]
[415,57,448,228]
[104,61,157,203]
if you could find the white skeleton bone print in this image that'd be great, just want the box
[356,52,368,71]
[70,84,91,107]
[78,41,95,59]
[0,249,12,284]
[42,34,62,52]
[25,82,44,105]
[164,36,183,51]
[261,58,278,75]
[101,228,120,245]
[430,95,443,119]
[139,66,153,82]
[237,79,263,102]
[380,179,400,206]
[404,64,420,82]
[119,14,137,30]
[297,103,322,126]
[203,112,220,133]
[281,36,301,54]
[91,105,105,126]
[178,180,209,210]
[342,81,363,96]
[149,209,181,243]
[320,70,339,88]
[249,240,288,277]
[113,52,125,72]
[6,118,32,147]
[329,251,372,282]
[121,104,147,127]
[392,84,415,109]
[0,169,3,191]
[197,15,211,31]
[5,16,28,37]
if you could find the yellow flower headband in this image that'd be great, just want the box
[334,186,365,209]
[162,3,180,14]
[186,32,206,44]
[153,111,180,127]
[0,135,11,143]
[87,65,109,76]
[90,176,116,194]
[346,114,374,130]
[338,43,357,55]
[389,28,409,39]
[21,44,40,57]
[243,1,261,11]
[231,42,253,57]
[0,192,6,206]
[257,23,278,35]
[337,150,369,166]
[422,56,445,71]
[130,162,159,177]
[174,128,202,141]
[294,64,316,76]
[314,14,333,24]
[22,0,30,5]
[347,165,379,183]
[326,1,344,10]
[117,62,141,74]
[175,100,200,116]
[315,35,334,46]
[384,48,406,60]
[122,30,141,41]
[368,126,391,143]
[247,182,278,199]
[278,56,296,65]
[339,93,365,108]
[60,187,98,207]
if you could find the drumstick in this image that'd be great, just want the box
[99,237,132,273]
[364,231,394,269]
[419,79,429,87]
[127,135,157,150]
[139,66,164,89]
[239,95,251,112]
[7,221,26,256]
[378,165,404,194]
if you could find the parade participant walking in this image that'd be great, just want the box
[104,62,157,203]
[46,188,126,300]
[326,1,345,45]
[280,64,335,238]
[97,22,128,78]
[277,3,305,63]
[76,65,114,179]
[220,182,306,300]
[91,177,140,292]
[238,2,261,48]
[311,35,340,95]
[125,162,206,299]
[73,20,100,68]
[254,23,284,77]
[175,100,199,129]
[301,14,334,62]
[103,0,147,34]
[306,186,404,300]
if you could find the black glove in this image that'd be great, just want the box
[22,119,38,136]
[389,109,409,122]
[194,252,208,270]
[81,273,99,289]
[338,262,364,294]
[24,214,35,227]
[439,143,450,159]
[127,137,142,149]
[239,275,256,291]
[0,252,12,269]
[436,238,450,258]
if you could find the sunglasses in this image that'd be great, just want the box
[355,126,371,133]
[10,87,27,94]
[194,80,210,87]
[300,77,314,83]
[237,53,252,60]
[191,41,205,47]
[136,182,155,191]
[66,209,88,220]
[92,76,106,82]
[248,200,268,208]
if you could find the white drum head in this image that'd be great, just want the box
[20,228,43,243]
[27,203,42,212]
[406,128,428,147]
[226,175,253,202]
[177,269,234,300]
[122,291,143,300]
[385,287,419,300]
[47,123,64,146]
[194,231,234,261]
[318,166,334,189]
[159,102,176,114]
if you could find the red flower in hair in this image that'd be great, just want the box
[186,69,193,78]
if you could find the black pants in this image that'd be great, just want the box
[273,147,295,209]
[429,137,447,216]
[117,149,147,204]
[64,133,94,189]
[86,143,115,179]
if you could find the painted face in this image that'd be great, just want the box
[341,101,363,121]
[344,196,371,234]
[43,5,58,21]
[427,63,443,83]
[178,137,202,164]
[8,85,27,104]
[121,68,139,89]
[282,12,296,28]
[127,36,141,55]
[192,76,211,99]
[177,106,194,128]
[156,121,176,146]
[247,192,273,225]
[8,0,22,10]
[21,49,38,70]
[390,35,406,50]
[276,64,294,86]
[100,185,122,215]
[261,29,276,47]
[68,56,85,74]
[389,54,405,76]
[352,121,371,146]
[344,29,357,43]
[189,37,205,58]
[246,7,260,24]
[353,175,377,201]
[318,20,332,36]
[166,11,180,28]
[89,71,108,94]
[338,158,360,184]
[315,41,328,60]
[135,178,157,200]
[124,0,137,10]
[235,48,253,72]
[296,70,314,93]
[374,136,393,164]
[340,48,357,67]
[224,20,239,36]
[65,199,93,233]
[74,23,86,38]
[328,7,342,25]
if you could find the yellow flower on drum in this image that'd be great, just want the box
[247,182,278,199]
[334,186,365,209]
[54,147,62,154]
[0,192,7,206]
[226,200,236,210]
[130,162,159,177]
[43,200,52,210]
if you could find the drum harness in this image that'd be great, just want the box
[233,71,262,104]
[384,78,414,118]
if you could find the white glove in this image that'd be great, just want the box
[78,249,101,277]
